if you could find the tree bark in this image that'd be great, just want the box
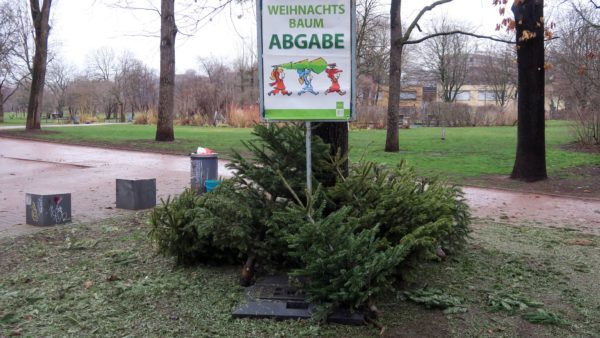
[26,0,52,131]
[385,0,402,152]
[510,0,547,181]
[313,122,349,186]
[155,0,177,142]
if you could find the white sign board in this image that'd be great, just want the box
[258,0,356,121]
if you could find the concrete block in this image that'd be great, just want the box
[26,193,72,226]
[116,178,156,210]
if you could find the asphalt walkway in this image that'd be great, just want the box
[0,137,231,238]
[1,137,599,239]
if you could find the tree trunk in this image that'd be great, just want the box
[510,0,547,182]
[239,254,256,287]
[385,0,402,152]
[155,0,177,142]
[313,122,349,186]
[26,0,52,131]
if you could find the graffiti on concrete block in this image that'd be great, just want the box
[49,195,69,223]
[31,202,39,222]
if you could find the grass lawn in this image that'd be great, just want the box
[0,117,28,126]
[1,121,597,192]
[350,121,598,179]
[1,215,598,337]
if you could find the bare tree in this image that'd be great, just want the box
[422,18,473,102]
[552,4,600,145]
[11,1,35,78]
[108,0,237,141]
[232,43,258,106]
[385,1,517,151]
[480,44,517,108]
[26,0,53,130]
[87,47,116,81]
[0,1,21,123]
[570,0,600,28]
[386,0,454,152]
[199,57,236,124]
[47,59,75,118]
[356,0,389,103]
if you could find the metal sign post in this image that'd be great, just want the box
[305,122,312,195]
[257,0,356,196]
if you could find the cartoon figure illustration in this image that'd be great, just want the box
[268,66,292,96]
[297,69,319,96]
[324,63,346,96]
[279,58,327,96]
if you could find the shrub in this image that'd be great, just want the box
[150,123,332,276]
[427,102,517,127]
[352,104,386,129]
[148,123,472,315]
[284,176,469,314]
[133,112,148,125]
[571,104,600,146]
[176,114,207,126]
[286,197,413,314]
[328,161,471,262]
[148,189,239,265]
[133,110,158,125]
[227,104,259,128]
[80,114,98,124]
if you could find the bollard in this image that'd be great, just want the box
[116,178,156,210]
[26,193,72,226]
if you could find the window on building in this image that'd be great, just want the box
[455,91,471,101]
[477,91,496,101]
[400,91,417,100]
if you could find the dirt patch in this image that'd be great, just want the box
[464,164,600,200]
[383,311,449,337]
[561,142,600,154]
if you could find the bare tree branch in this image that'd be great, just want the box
[405,30,514,45]
[402,0,454,42]
[572,1,600,28]
[406,30,559,45]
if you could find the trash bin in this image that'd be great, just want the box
[190,153,218,194]
[204,179,221,192]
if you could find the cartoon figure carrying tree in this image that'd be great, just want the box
[297,69,319,96]
[324,63,346,96]
[268,66,292,96]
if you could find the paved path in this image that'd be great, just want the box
[0,137,231,238]
[0,122,130,131]
[1,137,599,239]
[464,187,600,235]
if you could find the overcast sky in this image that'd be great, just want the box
[51,0,513,74]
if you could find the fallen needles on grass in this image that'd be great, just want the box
[402,288,467,314]
[487,291,544,314]
[522,309,568,326]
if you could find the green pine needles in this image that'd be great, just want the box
[149,123,472,315]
